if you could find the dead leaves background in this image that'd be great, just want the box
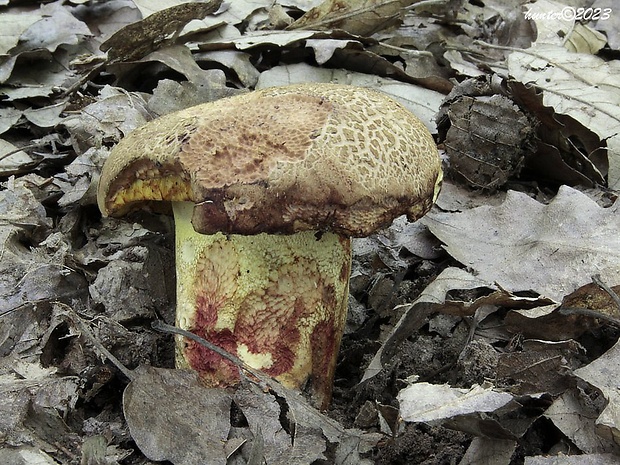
[0,0,619,464]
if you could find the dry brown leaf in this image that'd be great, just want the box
[574,340,620,447]
[544,389,619,454]
[397,382,513,423]
[101,0,222,63]
[507,45,620,188]
[496,349,573,395]
[423,186,620,302]
[288,0,417,36]
[123,367,232,465]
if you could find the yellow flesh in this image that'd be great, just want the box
[172,201,352,408]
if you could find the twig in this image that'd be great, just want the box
[592,274,620,311]
[151,320,273,390]
[0,141,47,163]
[59,303,135,381]
[558,307,620,328]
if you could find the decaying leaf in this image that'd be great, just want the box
[289,0,417,36]
[0,12,42,55]
[62,86,151,154]
[397,382,513,423]
[0,357,80,454]
[0,177,88,317]
[424,186,620,302]
[11,1,91,55]
[460,437,517,465]
[525,453,620,464]
[361,267,495,382]
[0,139,37,176]
[123,366,378,465]
[496,346,575,396]
[440,92,535,189]
[544,389,619,454]
[507,45,620,187]
[574,339,620,447]
[101,0,222,63]
[233,383,328,464]
[124,367,232,465]
[505,280,620,341]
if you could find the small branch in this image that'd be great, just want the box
[59,303,135,381]
[151,320,273,390]
[558,307,620,328]
[0,141,47,163]
[592,274,620,311]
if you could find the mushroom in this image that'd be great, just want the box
[97,83,442,409]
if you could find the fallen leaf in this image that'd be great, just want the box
[525,453,620,464]
[423,186,620,302]
[591,0,619,49]
[0,139,37,175]
[62,85,151,154]
[289,0,416,36]
[526,0,607,54]
[233,383,327,464]
[496,347,574,395]
[123,367,232,465]
[544,389,619,454]
[0,447,58,464]
[123,366,378,465]
[507,44,620,187]
[397,382,513,423]
[0,11,42,55]
[459,437,516,465]
[101,0,222,63]
[10,1,91,55]
[361,267,495,382]
[0,178,88,316]
[574,339,620,447]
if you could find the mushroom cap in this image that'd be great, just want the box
[97,83,441,236]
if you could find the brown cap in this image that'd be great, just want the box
[97,83,441,236]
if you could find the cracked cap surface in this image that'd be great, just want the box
[97,82,442,236]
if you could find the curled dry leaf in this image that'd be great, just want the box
[289,0,417,36]
[397,382,513,423]
[507,44,620,188]
[101,0,222,63]
[574,340,620,447]
[544,389,619,455]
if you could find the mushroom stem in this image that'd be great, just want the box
[172,201,352,408]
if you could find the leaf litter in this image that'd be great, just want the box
[0,0,619,464]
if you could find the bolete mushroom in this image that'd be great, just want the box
[97,83,442,409]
